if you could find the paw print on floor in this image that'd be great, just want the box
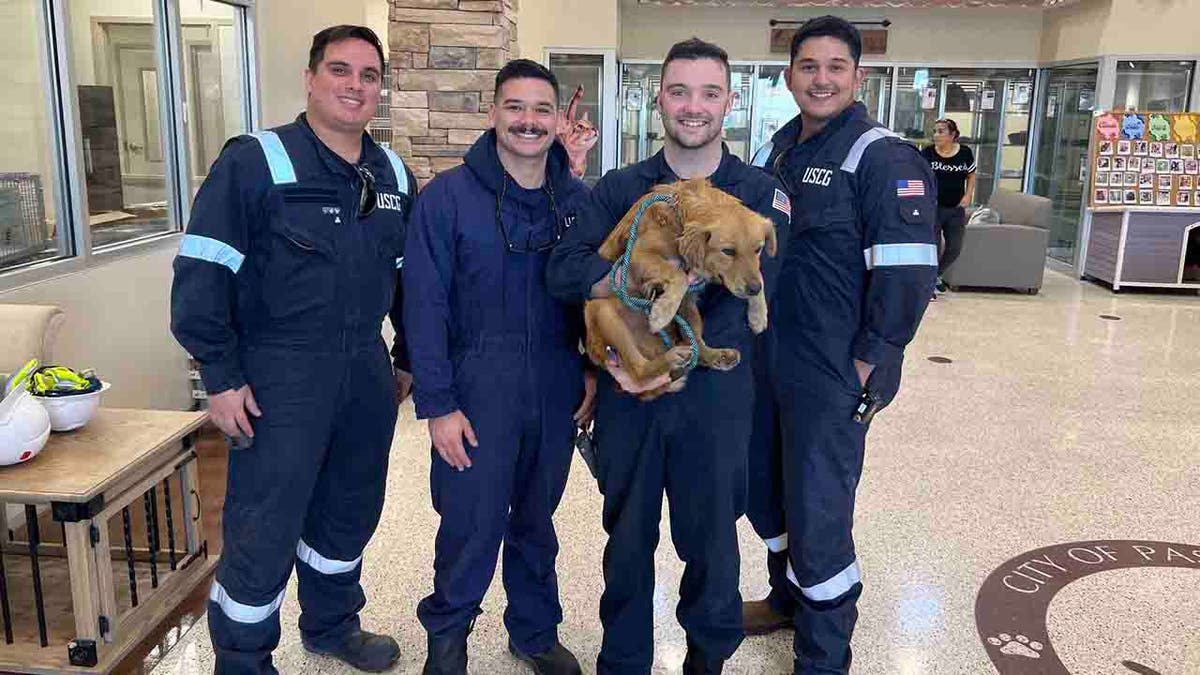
[987,632,1044,659]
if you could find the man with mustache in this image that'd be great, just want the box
[170,25,414,674]
[404,59,594,675]
[745,16,937,674]
[547,38,791,674]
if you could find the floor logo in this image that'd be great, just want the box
[975,540,1199,674]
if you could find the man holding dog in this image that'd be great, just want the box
[403,59,595,675]
[547,38,791,674]
[745,16,937,674]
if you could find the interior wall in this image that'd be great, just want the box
[519,0,620,62]
[256,0,372,126]
[619,0,1044,63]
[1042,0,1200,63]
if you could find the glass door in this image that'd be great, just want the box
[893,67,1034,205]
[1032,63,1099,263]
[619,63,660,168]
[859,65,892,124]
[549,53,607,184]
[750,64,796,157]
[724,65,755,161]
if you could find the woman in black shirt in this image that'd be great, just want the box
[921,118,976,292]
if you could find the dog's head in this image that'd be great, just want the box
[672,179,777,299]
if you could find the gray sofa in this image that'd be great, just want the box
[942,189,1051,294]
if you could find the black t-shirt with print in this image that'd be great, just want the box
[922,144,976,207]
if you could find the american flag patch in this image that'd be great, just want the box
[772,188,791,217]
[896,180,926,197]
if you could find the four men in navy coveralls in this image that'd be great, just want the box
[172,15,933,675]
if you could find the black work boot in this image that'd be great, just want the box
[742,598,794,636]
[422,625,471,675]
[302,628,400,672]
[508,640,582,675]
[682,640,725,675]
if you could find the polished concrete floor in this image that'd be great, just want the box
[151,268,1200,674]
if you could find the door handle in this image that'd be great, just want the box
[126,141,144,153]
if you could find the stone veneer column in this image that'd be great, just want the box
[389,0,517,183]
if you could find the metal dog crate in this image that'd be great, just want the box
[0,173,49,268]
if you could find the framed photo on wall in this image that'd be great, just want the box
[1182,144,1196,159]
[1139,173,1154,187]
[1158,174,1174,190]
[1150,142,1164,157]
[1157,158,1171,173]
[1157,190,1172,206]
[1099,140,1114,155]
[1134,141,1149,155]
[1095,171,1109,186]
[1098,156,1111,170]
[1166,143,1180,158]
[1108,189,1123,203]
[1113,156,1127,171]
[1142,157,1156,172]
[1179,191,1193,206]
[1117,140,1132,155]
[1170,159,1185,174]
[1094,189,1108,204]
[1186,159,1199,174]
[1124,171,1139,186]
[1180,175,1194,191]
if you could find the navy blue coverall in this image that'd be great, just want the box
[747,102,937,673]
[170,114,414,674]
[545,148,791,674]
[404,132,589,655]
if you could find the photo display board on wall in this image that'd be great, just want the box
[1089,111,1200,208]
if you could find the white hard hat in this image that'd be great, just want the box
[34,382,110,432]
[0,386,51,466]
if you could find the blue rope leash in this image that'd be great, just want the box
[607,194,702,372]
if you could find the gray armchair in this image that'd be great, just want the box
[942,189,1051,294]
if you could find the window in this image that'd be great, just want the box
[72,0,173,248]
[1113,60,1194,113]
[0,0,256,281]
[185,1,252,191]
[1,1,69,272]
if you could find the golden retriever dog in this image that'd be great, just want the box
[584,178,776,399]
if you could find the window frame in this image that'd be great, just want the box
[0,0,258,290]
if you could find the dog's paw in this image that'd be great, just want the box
[649,301,677,333]
[748,299,768,334]
[665,345,694,377]
[708,348,741,371]
[666,375,688,392]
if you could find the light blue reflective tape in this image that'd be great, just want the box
[764,533,788,553]
[297,539,362,575]
[787,559,862,602]
[395,256,404,269]
[248,131,297,185]
[863,243,938,270]
[750,142,774,168]
[178,234,245,274]
[381,147,410,195]
[209,579,285,624]
[841,127,901,173]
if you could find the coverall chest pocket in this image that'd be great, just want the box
[787,162,841,233]
[260,187,340,321]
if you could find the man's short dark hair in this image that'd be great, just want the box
[309,25,385,72]
[789,16,863,66]
[662,37,731,86]
[495,59,560,102]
